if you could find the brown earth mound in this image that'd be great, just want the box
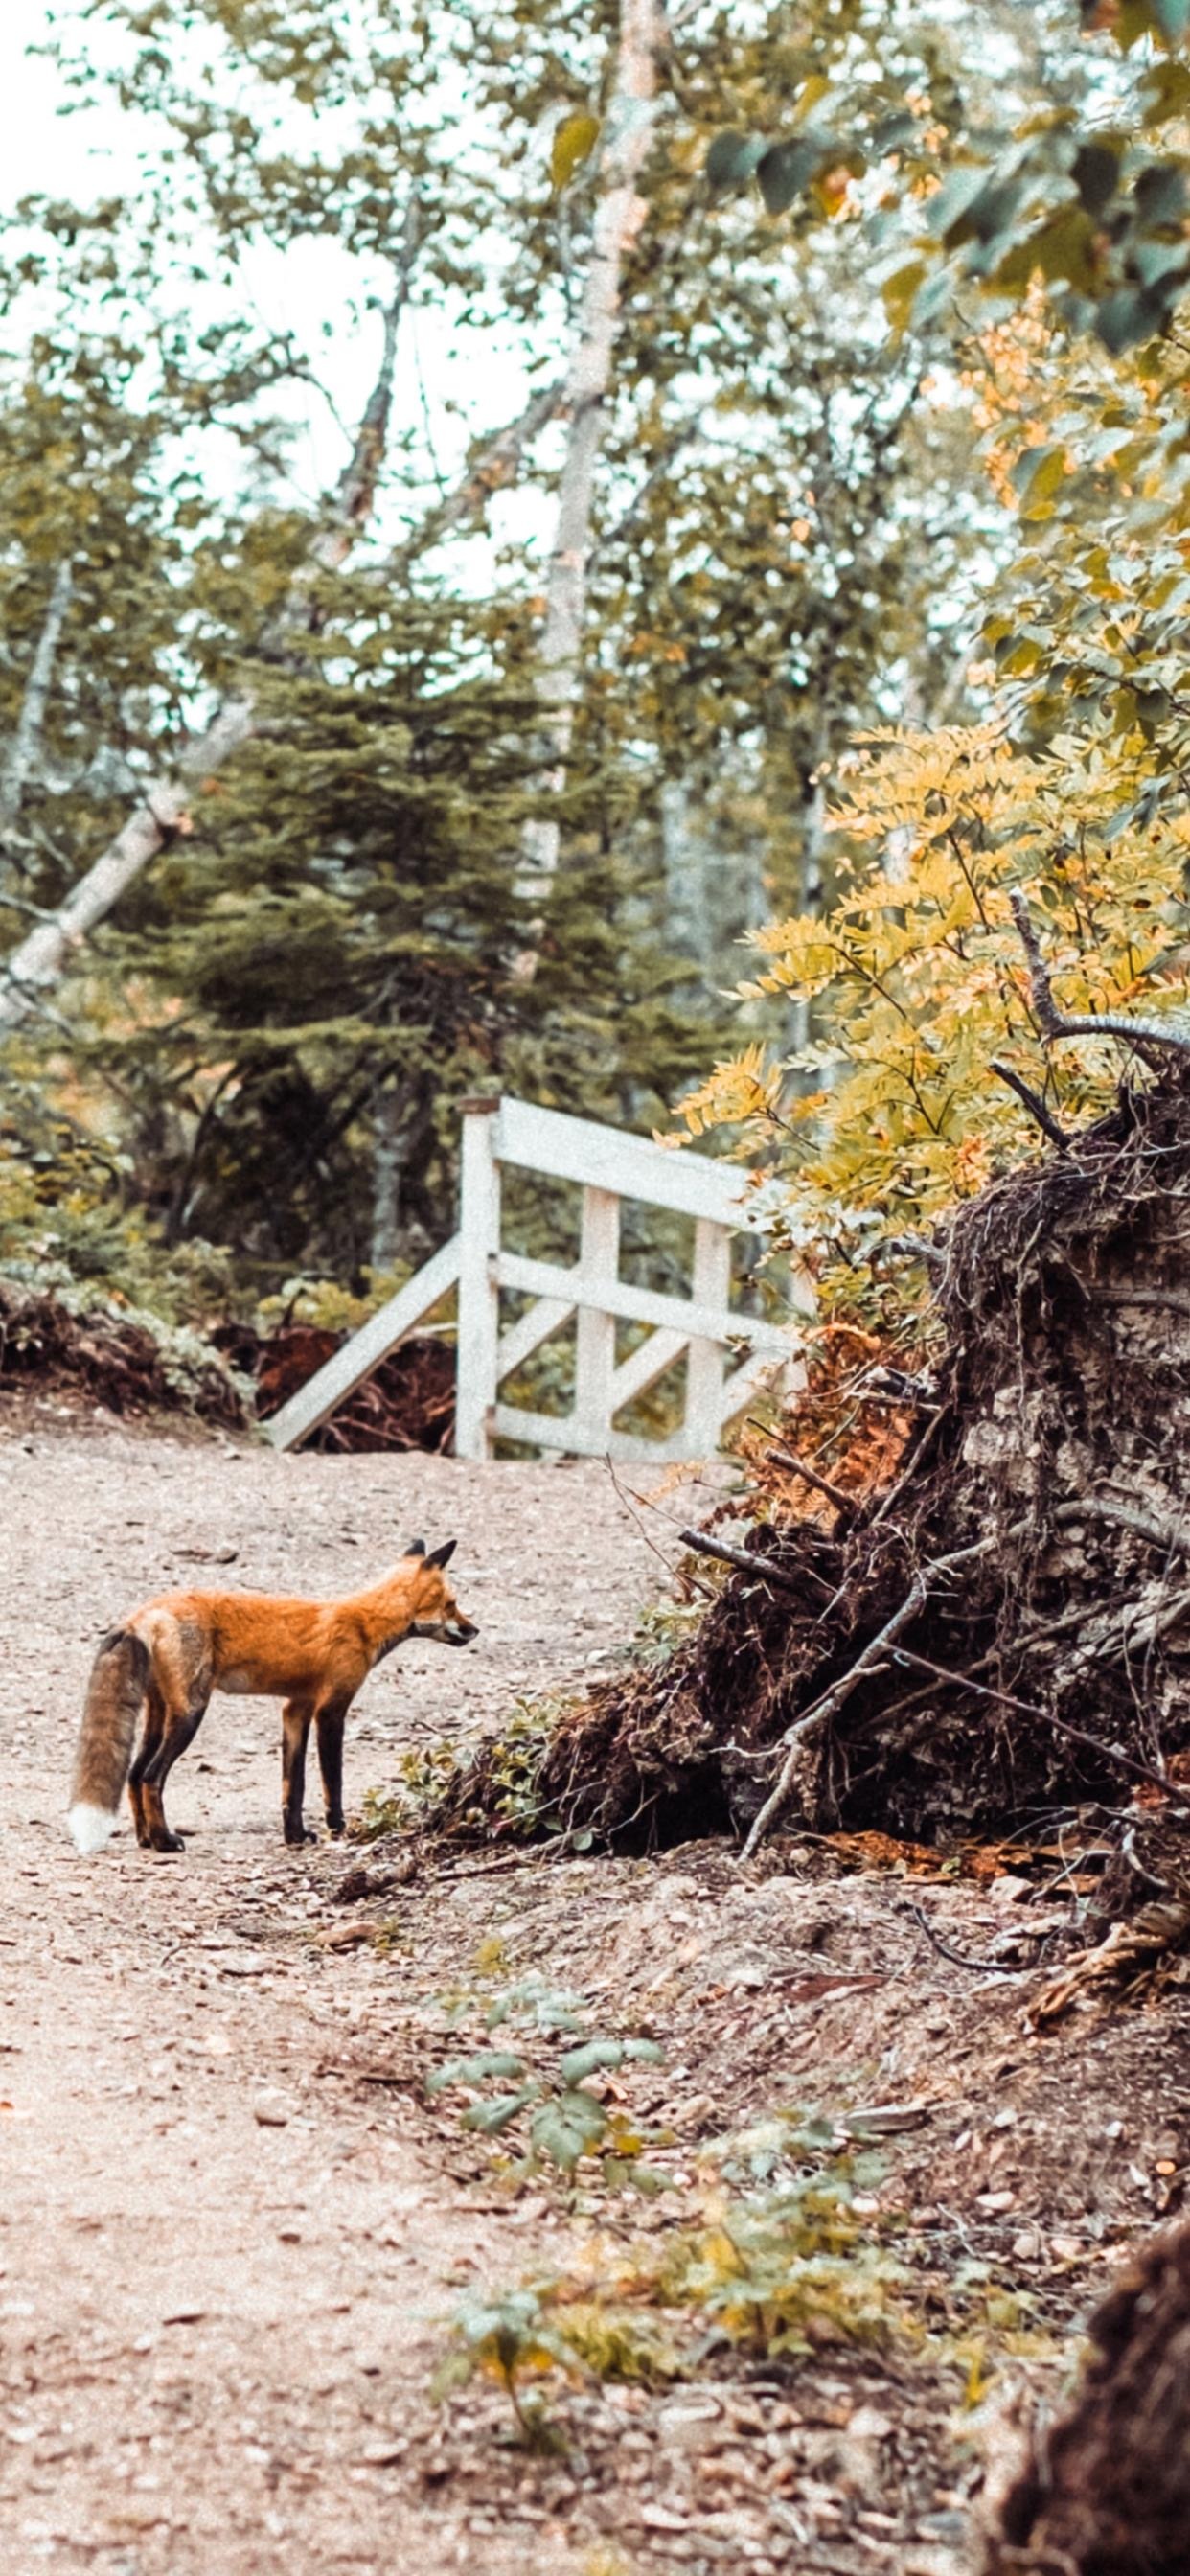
[0,1277,247,1425]
[454,1068,1190,1874]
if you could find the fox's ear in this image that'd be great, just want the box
[425,1538,457,1569]
[405,1537,426,1557]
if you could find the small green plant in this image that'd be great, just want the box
[434,2278,682,2439]
[624,1592,708,1672]
[356,1742,461,1842]
[435,2102,1059,2446]
[426,2015,664,2174]
[432,2284,575,2444]
[357,1696,564,1846]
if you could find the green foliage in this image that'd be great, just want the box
[425,1974,664,2176]
[436,2118,911,2437]
[700,4,1190,349]
[435,2279,681,2436]
[436,2103,1049,2442]
[356,1693,564,1844]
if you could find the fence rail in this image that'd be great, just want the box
[264,1094,808,1460]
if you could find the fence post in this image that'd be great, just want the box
[454,1096,502,1461]
[573,1184,621,1447]
[685,1217,731,1456]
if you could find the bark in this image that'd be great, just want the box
[513,0,671,974]
[0,558,75,839]
[980,2221,1190,2575]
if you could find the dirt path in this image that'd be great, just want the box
[0,1425,673,2576]
[5,1423,1190,2576]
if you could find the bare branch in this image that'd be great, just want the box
[908,1903,1027,1976]
[990,1054,1070,1150]
[889,1643,1179,1798]
[1011,886,1190,1057]
[1054,1494,1190,1556]
[762,1440,851,1514]
[386,381,563,578]
[677,1526,804,1591]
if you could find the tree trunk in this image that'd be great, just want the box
[0,558,74,840]
[980,2220,1190,2576]
[513,0,671,976]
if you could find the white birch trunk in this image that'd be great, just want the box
[0,559,75,836]
[514,0,670,970]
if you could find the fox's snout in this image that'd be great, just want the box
[410,1613,478,1647]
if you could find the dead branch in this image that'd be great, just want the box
[677,1527,805,1591]
[1011,887,1190,1057]
[740,1539,994,1861]
[888,1644,1179,1799]
[1054,1496,1190,1557]
[760,1436,851,1513]
[990,1055,1070,1149]
[1101,1286,1190,1323]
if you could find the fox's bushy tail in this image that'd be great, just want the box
[67,1628,149,1855]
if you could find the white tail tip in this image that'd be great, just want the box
[68,1801,117,1856]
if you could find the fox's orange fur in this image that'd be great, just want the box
[67,1538,477,1856]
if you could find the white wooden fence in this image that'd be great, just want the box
[264,1094,807,1460]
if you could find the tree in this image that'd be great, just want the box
[701,2,1190,351]
[0,0,1036,1310]
[92,577,707,1286]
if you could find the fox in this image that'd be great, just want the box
[67,1536,477,1857]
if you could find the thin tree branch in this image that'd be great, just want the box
[990,1055,1070,1150]
[760,1438,851,1514]
[677,1526,805,1591]
[386,381,563,578]
[1011,886,1190,1057]
[888,1644,1179,1798]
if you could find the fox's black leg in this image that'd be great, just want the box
[315,1699,350,1837]
[282,1699,315,1845]
[140,1695,209,1853]
[128,1681,167,1846]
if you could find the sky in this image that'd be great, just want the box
[3,13,65,201]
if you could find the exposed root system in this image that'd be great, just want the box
[221,1322,455,1452]
[465,1070,1190,1874]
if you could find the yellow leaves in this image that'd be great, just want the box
[551,112,601,191]
[677,1042,784,1138]
[675,715,1190,1317]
